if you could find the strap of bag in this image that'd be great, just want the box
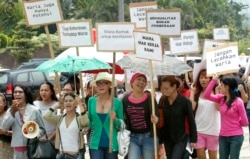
[58,114,81,153]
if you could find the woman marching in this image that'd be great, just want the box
[190,69,220,159]
[122,72,159,159]
[2,85,45,159]
[43,92,88,159]
[87,72,123,159]
[204,74,248,159]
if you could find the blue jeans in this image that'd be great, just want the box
[128,132,157,159]
[90,147,118,159]
[219,135,244,159]
[56,152,82,159]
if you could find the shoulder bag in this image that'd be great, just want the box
[27,127,57,159]
[117,119,131,156]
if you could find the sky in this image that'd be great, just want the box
[234,0,250,28]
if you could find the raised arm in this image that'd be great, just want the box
[204,75,222,104]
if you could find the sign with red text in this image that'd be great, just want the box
[96,23,135,52]
[169,30,199,55]
[134,31,163,61]
[129,1,157,28]
[22,0,63,26]
[202,39,227,59]
[146,9,181,37]
[206,42,239,76]
[57,20,93,47]
[213,28,230,40]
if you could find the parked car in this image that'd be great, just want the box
[0,68,68,106]
[17,58,49,69]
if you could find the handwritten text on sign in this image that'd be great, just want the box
[57,20,93,47]
[169,30,199,55]
[206,43,238,76]
[129,2,157,28]
[97,23,135,52]
[134,31,163,61]
[22,0,62,26]
[202,39,226,59]
[146,9,181,37]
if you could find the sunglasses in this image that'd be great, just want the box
[96,81,110,86]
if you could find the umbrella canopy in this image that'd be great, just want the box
[116,54,192,76]
[36,55,112,73]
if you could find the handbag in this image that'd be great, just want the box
[117,119,130,156]
[27,127,57,159]
[61,153,76,159]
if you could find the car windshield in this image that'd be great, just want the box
[0,73,8,84]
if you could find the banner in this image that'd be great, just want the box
[202,39,226,59]
[206,42,239,76]
[57,20,93,47]
[169,30,199,55]
[134,31,163,61]
[22,0,62,26]
[129,2,157,28]
[213,28,230,40]
[96,23,135,52]
[146,9,181,37]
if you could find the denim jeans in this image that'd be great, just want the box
[56,152,82,159]
[164,138,187,159]
[90,147,118,159]
[127,132,157,159]
[219,135,244,159]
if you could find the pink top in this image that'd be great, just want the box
[204,79,249,136]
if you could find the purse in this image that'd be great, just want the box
[61,153,76,159]
[27,127,57,159]
[117,119,130,156]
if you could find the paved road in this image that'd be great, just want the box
[84,127,250,159]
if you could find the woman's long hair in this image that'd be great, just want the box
[36,81,58,101]
[12,84,33,105]
[220,75,239,110]
[194,69,212,102]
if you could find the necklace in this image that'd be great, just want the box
[98,97,109,112]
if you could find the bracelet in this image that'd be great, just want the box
[49,108,54,112]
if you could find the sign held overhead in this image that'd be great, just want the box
[134,31,163,61]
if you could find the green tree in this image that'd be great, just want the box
[10,20,41,63]
[0,0,24,36]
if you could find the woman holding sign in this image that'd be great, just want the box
[122,72,159,159]
[204,74,248,159]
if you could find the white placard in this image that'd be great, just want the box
[213,28,230,40]
[206,42,239,76]
[202,39,227,59]
[96,23,135,52]
[146,9,181,37]
[134,31,163,61]
[22,0,63,26]
[57,20,93,47]
[129,2,157,28]
[169,30,199,55]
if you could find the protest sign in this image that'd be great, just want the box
[146,9,181,37]
[96,23,135,52]
[206,42,239,76]
[213,28,230,40]
[133,31,163,61]
[57,20,93,47]
[169,30,199,55]
[22,0,63,26]
[202,39,227,59]
[129,1,157,28]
